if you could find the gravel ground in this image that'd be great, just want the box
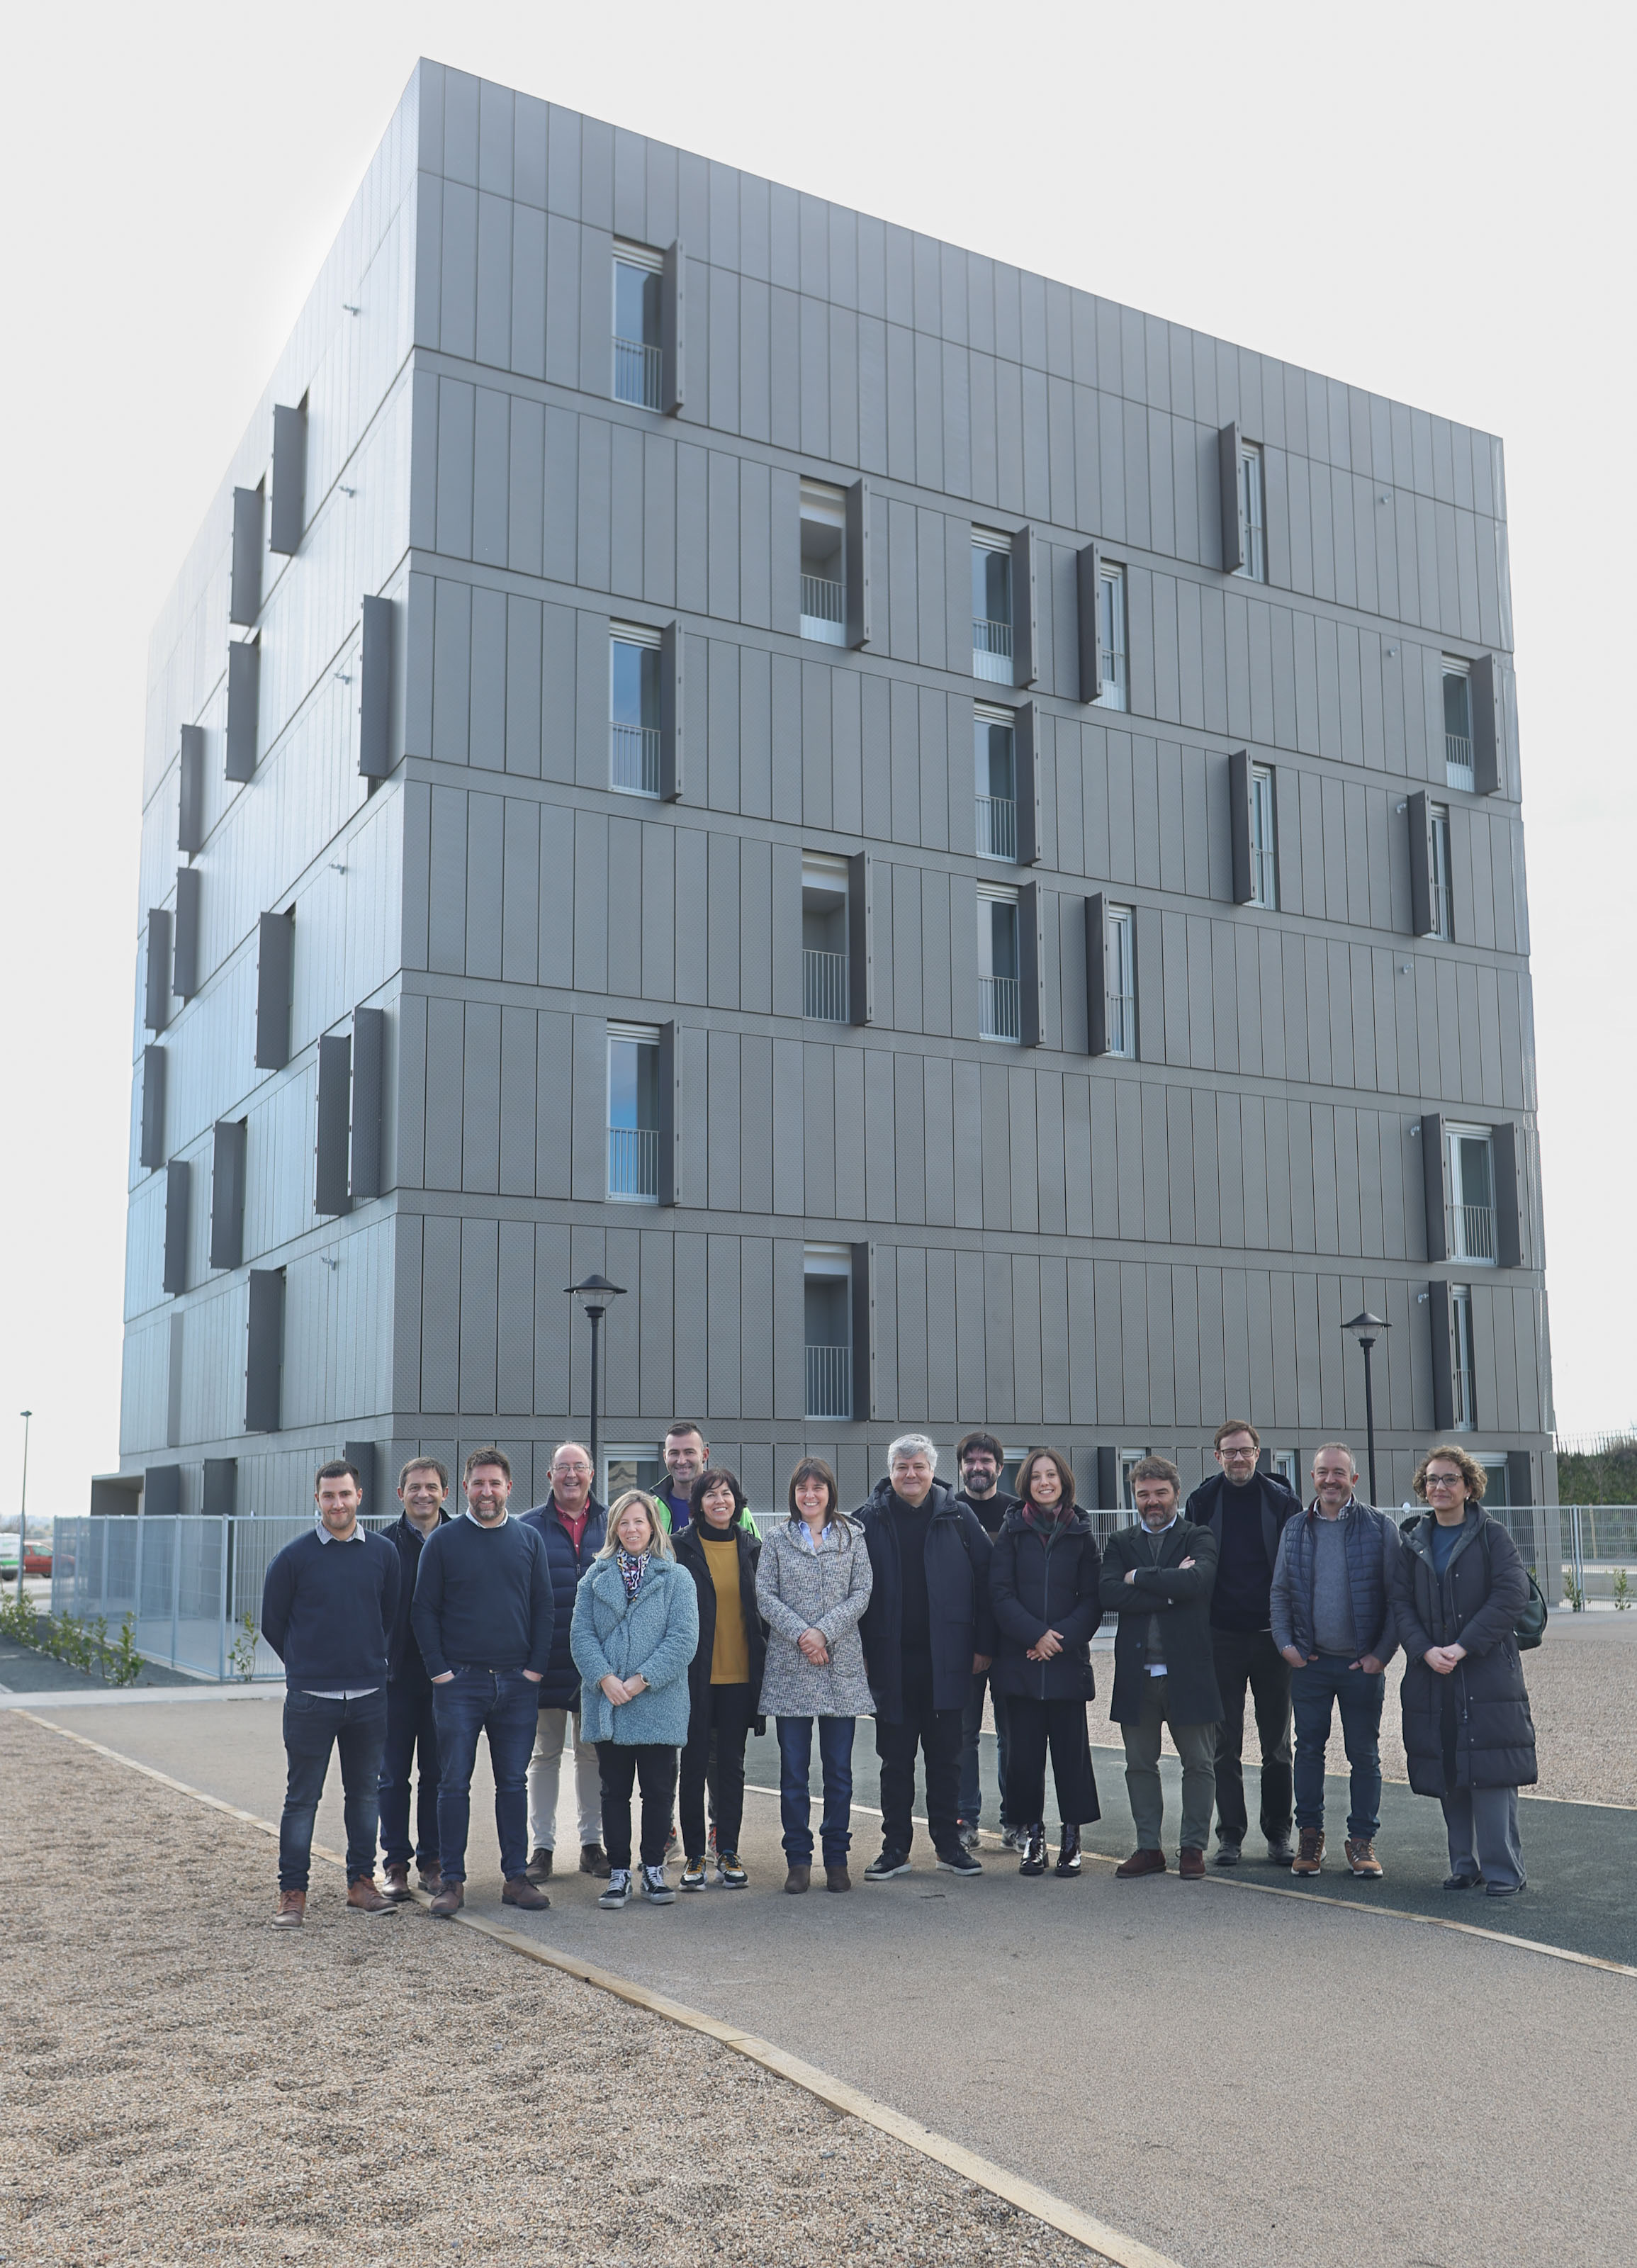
[0,1714,1104,2268]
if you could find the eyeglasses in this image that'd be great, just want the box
[1424,1474,1463,1491]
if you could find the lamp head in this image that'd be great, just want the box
[1341,1309,1390,1352]
[565,1272,627,1323]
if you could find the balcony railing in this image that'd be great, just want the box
[1452,1364,1475,1431]
[1446,731,1474,786]
[1431,880,1452,940]
[805,1344,851,1420]
[972,617,1013,683]
[975,795,1017,860]
[607,1125,659,1201]
[979,974,1021,1040]
[611,722,661,796]
[1451,1203,1497,1263]
[803,948,850,1022]
[801,574,846,644]
[1098,649,1127,709]
[1106,992,1135,1057]
[1239,524,1266,581]
[613,336,662,410]
[1251,850,1278,909]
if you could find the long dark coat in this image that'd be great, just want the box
[1097,1520,1223,1727]
[1390,1511,1537,1793]
[988,1508,1104,1702]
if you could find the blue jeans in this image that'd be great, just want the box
[431,1667,539,1883]
[378,1676,441,1869]
[959,1670,1011,1827]
[776,1716,856,1864]
[279,1689,388,1891]
[1291,1658,1384,1839]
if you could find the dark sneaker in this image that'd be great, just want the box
[641,1864,675,1906]
[525,1846,553,1884]
[680,1855,709,1891]
[1485,1881,1526,1900]
[1293,1829,1325,1876]
[935,1845,982,1876]
[956,1821,981,1851]
[599,1869,631,1911]
[863,1850,911,1882]
[1000,1825,1025,1852]
[1213,1842,1242,1868]
[579,1843,611,1880]
[718,1851,748,1889]
[1265,1839,1295,1868]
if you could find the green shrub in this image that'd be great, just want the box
[1558,1440,1637,1506]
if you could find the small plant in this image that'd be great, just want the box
[1614,1568,1632,1613]
[1,1598,145,1684]
[230,1610,259,1683]
[1564,1569,1585,1612]
[0,1588,38,1646]
[106,1614,146,1686]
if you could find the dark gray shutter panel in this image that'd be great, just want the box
[1407,789,1435,937]
[845,478,872,649]
[1229,748,1254,904]
[850,1241,876,1422]
[1506,1450,1534,1511]
[1470,653,1503,795]
[1427,1281,1454,1431]
[163,1160,190,1296]
[1014,701,1042,865]
[847,851,874,1025]
[225,639,260,782]
[1085,894,1108,1056]
[1011,526,1038,687]
[245,1269,286,1433]
[140,1045,167,1171]
[359,596,395,779]
[658,1020,681,1206]
[178,726,206,854]
[202,1458,238,1517]
[255,910,294,1070]
[1019,880,1046,1046]
[1420,1112,1447,1262]
[172,868,201,1000]
[1256,1447,1273,1474]
[1076,541,1103,703]
[1493,1121,1524,1267]
[315,1033,354,1215]
[660,621,684,800]
[344,1439,378,1510]
[662,239,685,414]
[230,485,263,625]
[270,403,308,555]
[210,1118,247,1270]
[1218,422,1243,573]
[145,1464,182,1517]
[145,909,173,1032]
[350,1007,386,1201]
[1096,1446,1118,1511]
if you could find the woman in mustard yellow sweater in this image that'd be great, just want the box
[672,1469,765,1889]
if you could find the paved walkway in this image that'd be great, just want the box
[26,1690,1637,2268]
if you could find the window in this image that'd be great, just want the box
[1095,563,1127,709]
[1450,1285,1477,1430]
[1236,442,1266,581]
[799,482,847,645]
[974,706,1017,860]
[609,626,661,797]
[1103,904,1135,1058]
[1446,1125,1497,1264]
[1120,1450,1152,1510]
[1271,1449,1299,1493]
[804,1247,853,1420]
[1249,765,1278,908]
[1429,803,1453,940]
[1443,663,1474,789]
[607,1026,660,1201]
[612,242,663,410]
[972,533,1013,681]
[604,1447,664,1508]
[801,854,850,1021]
[977,887,1021,1041]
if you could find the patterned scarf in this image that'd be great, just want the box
[617,1549,649,1600]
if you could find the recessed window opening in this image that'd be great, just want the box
[1104,904,1135,1057]
[1096,563,1127,710]
[1451,1285,1477,1430]
[1249,765,1278,909]
[1443,663,1474,790]
[609,625,662,797]
[612,242,664,410]
[977,885,1020,1042]
[799,481,847,645]
[972,534,1013,682]
[1447,1126,1496,1265]
[1430,803,1453,940]
[974,705,1017,861]
[607,1023,660,1201]
[804,1246,852,1420]
[801,853,850,1021]
[1236,442,1266,582]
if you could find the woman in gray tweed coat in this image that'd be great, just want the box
[756,1457,874,1896]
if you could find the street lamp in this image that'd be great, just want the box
[16,1410,31,1598]
[1340,1313,1390,1506]
[563,1276,626,1495]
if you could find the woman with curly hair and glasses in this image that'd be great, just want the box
[1390,1444,1536,1899]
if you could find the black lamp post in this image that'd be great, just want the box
[565,1274,626,1494]
[1341,1312,1390,1505]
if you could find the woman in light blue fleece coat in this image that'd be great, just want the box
[570,1491,700,1907]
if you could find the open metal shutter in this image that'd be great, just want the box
[172,869,201,1001]
[1470,654,1503,795]
[1011,525,1038,687]
[145,909,172,1033]
[163,1160,190,1296]
[850,1242,876,1422]
[140,1045,167,1171]
[1229,748,1254,904]
[270,403,307,555]
[1427,1282,1454,1431]
[254,911,294,1070]
[359,597,395,778]
[845,478,872,649]
[1084,894,1108,1056]
[230,485,263,625]
[660,622,684,800]
[245,1269,286,1433]
[1076,541,1103,702]
[847,851,874,1025]
[315,1032,353,1215]
[350,1007,386,1201]
[1218,422,1243,573]
[210,1118,247,1271]
[1407,790,1435,936]
[1493,1121,1524,1267]
[662,240,686,415]
[1419,1112,1447,1262]
[178,726,206,854]
[226,639,260,782]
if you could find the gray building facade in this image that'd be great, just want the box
[115,58,1554,1527]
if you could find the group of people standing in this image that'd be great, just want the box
[259,1414,1539,1926]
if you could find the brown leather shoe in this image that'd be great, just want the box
[1178,1846,1205,1880]
[824,1864,851,1893]
[418,1862,444,1894]
[1345,1837,1383,1878]
[580,1843,611,1879]
[1293,1828,1325,1875]
[525,1846,554,1884]
[502,1876,550,1911]
[429,1881,465,1918]
[784,1864,811,1894]
[347,1876,399,1914]
[1115,1848,1167,1878]
[271,1889,305,1928]
[383,1863,412,1902]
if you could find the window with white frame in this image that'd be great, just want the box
[972,533,1013,681]
[1096,561,1127,709]
[604,1446,665,1507]
[609,625,661,796]
[1104,903,1135,1057]
[1451,1284,1477,1430]
[607,1023,660,1201]
[612,242,663,410]
[1249,764,1278,908]
[974,705,1017,861]
[1446,1125,1497,1264]
[977,886,1021,1041]
[799,481,847,644]
[1443,663,1474,790]
[1119,1449,1152,1510]
[1430,803,1453,941]
[801,853,850,1022]
[1236,442,1266,581]
[804,1247,852,1420]
[1271,1449,1299,1492]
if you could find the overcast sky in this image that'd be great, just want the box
[1,0,1630,1515]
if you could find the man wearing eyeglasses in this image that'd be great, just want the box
[519,1442,611,1880]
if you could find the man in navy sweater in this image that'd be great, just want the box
[378,1456,451,1901]
[261,1459,402,1928]
[411,1447,556,1917]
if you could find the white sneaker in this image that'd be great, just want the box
[641,1864,675,1906]
[598,1870,631,1910]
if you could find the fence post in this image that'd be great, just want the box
[1541,1501,1563,1605]
[171,1517,181,1663]
[218,1516,229,1681]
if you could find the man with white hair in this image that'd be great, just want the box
[855,1435,995,1880]
[519,1442,610,1880]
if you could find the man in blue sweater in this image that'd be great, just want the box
[261,1459,402,1928]
[411,1447,556,1917]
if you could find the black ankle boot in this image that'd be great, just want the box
[1054,1823,1082,1877]
[1019,1823,1047,1876]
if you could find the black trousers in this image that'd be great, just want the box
[597,1742,678,1870]
[874,1657,962,1857]
[1003,1694,1101,1829]
[1210,1627,1294,1846]
[680,1683,754,1859]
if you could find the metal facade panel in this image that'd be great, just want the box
[660,620,684,799]
[202,1458,237,1517]
[140,1045,167,1171]
[1419,1112,1446,1262]
[163,1161,190,1296]
[663,238,686,414]
[1407,790,1434,937]
[360,596,395,778]
[1015,700,1042,865]
[270,403,308,554]
[171,868,201,1000]
[1427,1279,1453,1431]
[230,485,263,625]
[245,1269,286,1434]
[145,909,171,1033]
[315,1033,354,1216]
[351,1007,386,1202]
[254,911,294,1070]
[1470,651,1503,795]
[846,477,872,647]
[1085,894,1108,1055]
[209,1118,247,1271]
[1011,524,1038,687]
[1229,748,1254,904]
[847,850,874,1024]
[225,639,260,782]
[1493,1119,1524,1268]
[1076,541,1102,702]
[178,726,206,855]
[1218,423,1242,573]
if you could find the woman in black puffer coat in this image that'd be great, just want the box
[1390,1444,1536,1901]
[989,1449,1103,1879]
